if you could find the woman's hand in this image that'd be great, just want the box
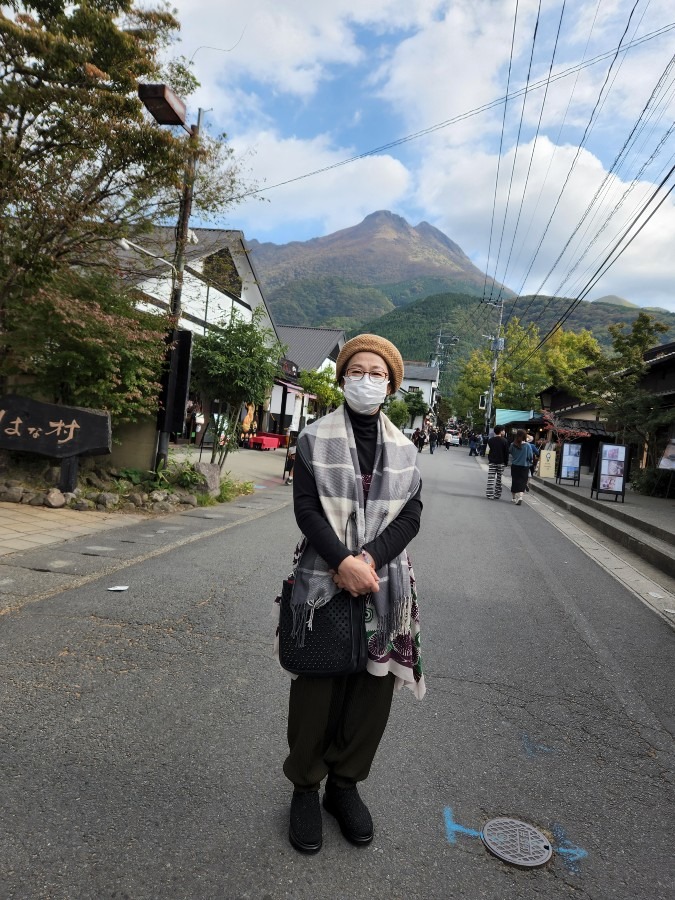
[332,555,380,597]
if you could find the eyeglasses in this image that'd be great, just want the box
[344,370,389,384]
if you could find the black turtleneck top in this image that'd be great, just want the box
[293,404,423,570]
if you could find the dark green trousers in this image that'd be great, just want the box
[283,670,395,792]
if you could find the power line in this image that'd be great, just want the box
[520,162,675,361]
[502,0,605,331]
[228,22,675,202]
[486,0,543,303]
[482,0,521,304]
[531,50,675,304]
[503,0,644,332]
[494,0,568,307]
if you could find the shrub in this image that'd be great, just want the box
[630,467,674,498]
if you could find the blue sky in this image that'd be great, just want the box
[170,0,675,311]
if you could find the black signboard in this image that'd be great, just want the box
[590,442,627,502]
[0,395,111,459]
[557,442,581,486]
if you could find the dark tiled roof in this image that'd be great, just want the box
[404,364,439,382]
[559,418,611,436]
[275,325,345,371]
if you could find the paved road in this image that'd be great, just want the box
[1,449,673,899]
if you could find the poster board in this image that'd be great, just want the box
[539,449,557,479]
[657,438,675,470]
[557,442,581,486]
[591,443,627,502]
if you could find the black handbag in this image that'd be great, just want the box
[278,578,368,677]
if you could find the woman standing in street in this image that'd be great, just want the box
[276,334,424,854]
[509,429,534,504]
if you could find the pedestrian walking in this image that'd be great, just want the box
[276,334,425,855]
[417,430,426,453]
[468,432,478,456]
[527,434,539,483]
[485,426,510,499]
[444,429,452,450]
[509,429,534,505]
[428,428,437,454]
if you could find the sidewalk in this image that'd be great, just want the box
[0,445,290,558]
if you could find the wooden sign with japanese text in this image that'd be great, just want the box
[0,395,111,459]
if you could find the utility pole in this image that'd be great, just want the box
[155,108,204,471]
[484,298,505,434]
[429,326,458,369]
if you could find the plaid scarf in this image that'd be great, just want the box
[291,404,420,654]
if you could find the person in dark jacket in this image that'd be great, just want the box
[485,426,510,499]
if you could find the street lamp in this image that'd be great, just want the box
[138,83,204,470]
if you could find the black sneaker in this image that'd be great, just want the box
[323,784,373,845]
[289,790,322,853]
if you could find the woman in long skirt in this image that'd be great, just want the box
[509,429,534,505]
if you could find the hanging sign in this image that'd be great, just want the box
[558,442,581,485]
[539,449,557,479]
[591,443,627,502]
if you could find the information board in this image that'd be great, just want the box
[557,442,581,486]
[591,443,627,502]
[539,449,557,479]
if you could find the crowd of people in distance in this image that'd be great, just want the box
[410,421,545,505]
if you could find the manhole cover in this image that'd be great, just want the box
[481,817,552,867]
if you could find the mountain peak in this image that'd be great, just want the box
[249,210,510,302]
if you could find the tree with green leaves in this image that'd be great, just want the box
[542,328,602,392]
[454,320,601,426]
[297,368,343,418]
[403,391,429,428]
[579,312,672,467]
[453,348,490,423]
[190,309,284,468]
[384,398,409,430]
[0,1,252,419]
[2,270,167,421]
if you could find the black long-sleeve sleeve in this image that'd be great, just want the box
[293,443,423,571]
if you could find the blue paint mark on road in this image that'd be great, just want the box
[443,807,481,844]
[552,824,588,874]
[443,809,588,874]
[523,733,557,758]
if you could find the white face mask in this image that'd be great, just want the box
[343,377,389,415]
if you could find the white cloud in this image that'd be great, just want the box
[413,133,675,310]
[163,0,675,311]
[223,130,412,239]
